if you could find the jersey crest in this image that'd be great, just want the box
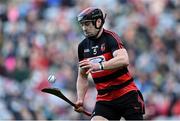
[100,43,105,52]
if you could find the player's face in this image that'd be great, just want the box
[79,20,99,37]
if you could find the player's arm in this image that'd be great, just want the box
[75,42,89,112]
[79,49,129,73]
[76,67,89,103]
[79,47,129,73]
[75,67,89,112]
[102,48,129,70]
[101,31,129,70]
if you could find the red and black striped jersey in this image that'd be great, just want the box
[78,29,138,101]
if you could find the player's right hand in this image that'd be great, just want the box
[74,101,84,113]
[79,60,101,74]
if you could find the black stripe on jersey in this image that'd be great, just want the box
[97,78,133,95]
[104,29,124,49]
[93,68,129,84]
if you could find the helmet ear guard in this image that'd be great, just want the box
[93,13,106,29]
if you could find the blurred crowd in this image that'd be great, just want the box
[0,0,179,120]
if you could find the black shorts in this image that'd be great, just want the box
[92,90,145,120]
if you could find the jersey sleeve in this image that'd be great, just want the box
[78,42,84,62]
[108,32,124,53]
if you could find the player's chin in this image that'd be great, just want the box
[84,32,93,37]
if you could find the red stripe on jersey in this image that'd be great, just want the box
[104,29,123,49]
[91,68,119,78]
[95,72,132,90]
[97,82,138,101]
[103,52,113,61]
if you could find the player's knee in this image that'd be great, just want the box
[91,116,108,121]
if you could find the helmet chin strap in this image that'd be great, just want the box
[87,27,101,40]
[87,14,106,39]
[87,19,104,40]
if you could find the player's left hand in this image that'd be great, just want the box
[74,101,84,113]
[79,60,101,74]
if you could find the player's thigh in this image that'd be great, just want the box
[124,113,143,120]
[123,90,145,120]
[91,116,108,121]
[92,101,121,120]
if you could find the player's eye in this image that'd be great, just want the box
[84,21,91,26]
[80,21,92,26]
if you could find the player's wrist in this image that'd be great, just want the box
[99,62,104,70]
[76,100,83,106]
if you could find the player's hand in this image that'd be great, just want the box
[79,60,101,74]
[74,101,84,113]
